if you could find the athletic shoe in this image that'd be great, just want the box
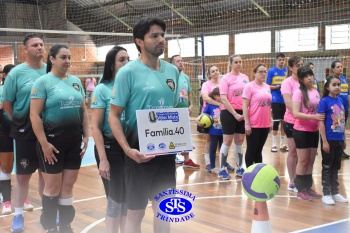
[183,159,200,168]
[287,183,298,193]
[205,164,212,172]
[175,156,184,164]
[23,198,33,211]
[341,151,350,159]
[332,194,348,203]
[218,169,230,180]
[46,227,59,233]
[235,167,245,177]
[271,146,278,152]
[11,214,24,233]
[297,189,312,201]
[2,201,12,215]
[322,195,335,205]
[307,188,322,199]
[280,145,289,152]
[225,163,235,171]
[59,224,74,233]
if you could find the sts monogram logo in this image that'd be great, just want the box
[154,189,195,223]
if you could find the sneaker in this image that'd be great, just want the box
[175,156,184,164]
[23,198,33,211]
[271,146,278,152]
[332,194,348,203]
[322,195,335,205]
[183,159,200,168]
[235,167,245,177]
[59,224,74,233]
[297,189,312,201]
[307,188,322,199]
[11,214,24,233]
[2,201,12,215]
[205,164,212,172]
[218,169,230,180]
[46,227,59,233]
[287,183,298,193]
[225,163,235,171]
[280,145,289,152]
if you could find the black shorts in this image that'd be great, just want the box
[0,130,13,152]
[14,139,39,174]
[293,130,319,149]
[37,136,82,174]
[125,154,176,210]
[220,109,245,135]
[283,122,294,138]
[95,145,126,203]
[271,103,286,121]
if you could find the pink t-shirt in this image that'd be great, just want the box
[281,76,300,124]
[85,78,96,91]
[242,81,272,128]
[292,88,320,132]
[220,73,249,110]
[201,80,219,112]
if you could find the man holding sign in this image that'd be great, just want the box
[109,18,179,233]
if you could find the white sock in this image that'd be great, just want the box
[280,136,285,148]
[234,144,243,169]
[219,144,230,169]
[204,153,210,165]
[0,171,11,180]
[15,208,23,215]
[272,135,277,147]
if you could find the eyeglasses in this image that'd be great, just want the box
[258,71,267,74]
[233,61,242,64]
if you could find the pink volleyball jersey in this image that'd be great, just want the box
[242,81,272,128]
[201,80,219,112]
[292,88,320,132]
[281,76,300,124]
[220,73,249,110]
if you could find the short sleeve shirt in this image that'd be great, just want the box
[242,81,272,128]
[266,66,287,104]
[203,104,222,136]
[339,75,349,111]
[176,72,191,108]
[201,80,219,111]
[281,76,300,124]
[220,72,249,110]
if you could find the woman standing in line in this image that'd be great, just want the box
[242,64,272,168]
[91,46,129,233]
[281,56,303,193]
[30,44,89,233]
[218,55,249,179]
[292,66,323,201]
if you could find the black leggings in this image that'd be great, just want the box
[245,128,270,168]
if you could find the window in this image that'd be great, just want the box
[326,24,350,50]
[235,31,271,54]
[197,35,229,56]
[168,37,195,58]
[276,27,318,52]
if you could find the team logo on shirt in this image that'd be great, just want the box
[20,159,29,169]
[72,83,80,91]
[166,79,175,91]
[31,88,36,95]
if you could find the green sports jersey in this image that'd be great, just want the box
[0,85,10,121]
[31,73,85,139]
[110,59,179,149]
[175,72,191,108]
[3,63,47,140]
[91,80,125,145]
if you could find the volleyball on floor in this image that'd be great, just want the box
[241,163,280,202]
[198,113,213,128]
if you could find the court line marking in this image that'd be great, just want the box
[289,218,350,233]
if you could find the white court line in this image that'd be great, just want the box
[289,218,350,233]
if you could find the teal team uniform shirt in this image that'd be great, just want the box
[3,63,47,140]
[176,72,191,108]
[91,80,126,146]
[31,73,85,140]
[0,85,10,120]
[110,59,179,150]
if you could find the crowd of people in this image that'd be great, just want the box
[0,16,349,233]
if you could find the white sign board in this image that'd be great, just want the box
[136,108,193,155]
